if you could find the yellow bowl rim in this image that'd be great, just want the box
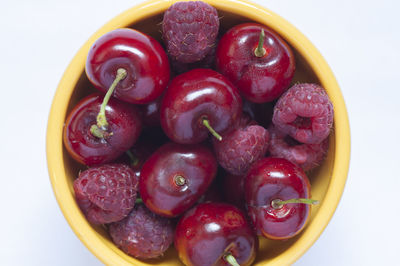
[46,0,351,265]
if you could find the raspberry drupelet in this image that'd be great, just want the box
[73,164,138,224]
[272,83,333,144]
[162,1,219,63]
[268,124,329,171]
[213,115,269,175]
[109,204,174,259]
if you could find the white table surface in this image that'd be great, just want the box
[1,0,399,265]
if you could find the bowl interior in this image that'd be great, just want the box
[48,1,349,265]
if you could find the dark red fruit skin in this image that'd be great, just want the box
[245,157,311,239]
[139,94,163,127]
[63,93,142,166]
[109,204,174,259]
[160,69,242,144]
[86,28,170,104]
[162,1,219,63]
[197,179,223,204]
[243,99,275,128]
[73,164,138,224]
[268,125,329,171]
[128,138,159,179]
[222,173,246,210]
[175,202,258,266]
[216,23,295,103]
[213,121,269,175]
[139,142,217,217]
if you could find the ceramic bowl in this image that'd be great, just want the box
[47,0,350,264]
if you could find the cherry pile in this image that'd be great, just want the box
[63,1,333,265]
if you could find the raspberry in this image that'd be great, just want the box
[268,124,329,171]
[170,41,216,75]
[109,204,174,259]
[73,164,138,224]
[213,119,269,175]
[162,1,219,63]
[272,83,333,144]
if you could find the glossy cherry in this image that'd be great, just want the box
[160,68,242,144]
[139,93,163,127]
[125,138,159,179]
[63,93,142,166]
[222,173,246,211]
[245,157,317,239]
[216,23,295,103]
[139,142,217,217]
[175,202,258,266]
[197,178,223,204]
[86,28,170,104]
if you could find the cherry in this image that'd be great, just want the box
[197,178,223,204]
[139,142,217,217]
[63,92,142,166]
[222,173,246,211]
[244,157,318,239]
[138,94,163,127]
[216,23,295,103]
[160,68,242,144]
[125,138,159,179]
[175,202,258,266]
[86,28,170,104]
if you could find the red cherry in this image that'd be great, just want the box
[160,68,242,144]
[222,173,246,211]
[86,28,170,104]
[197,178,223,204]
[175,202,258,266]
[139,142,217,217]
[63,93,142,166]
[138,93,163,127]
[216,23,295,103]
[244,157,318,239]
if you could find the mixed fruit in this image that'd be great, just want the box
[63,1,333,265]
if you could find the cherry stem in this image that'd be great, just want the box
[126,150,139,167]
[224,253,240,266]
[202,118,222,141]
[90,68,127,138]
[254,29,266,57]
[174,175,186,186]
[135,198,143,204]
[271,198,319,209]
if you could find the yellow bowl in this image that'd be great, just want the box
[46,0,350,265]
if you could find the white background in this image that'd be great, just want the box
[1,0,399,265]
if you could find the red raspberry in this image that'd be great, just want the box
[272,83,333,144]
[268,124,329,171]
[73,164,138,224]
[109,204,174,259]
[213,119,269,175]
[162,1,219,63]
[170,41,216,75]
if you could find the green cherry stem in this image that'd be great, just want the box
[224,253,240,266]
[90,68,127,138]
[202,117,222,141]
[126,150,140,167]
[135,198,143,204]
[174,175,187,186]
[271,198,319,209]
[254,29,266,57]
